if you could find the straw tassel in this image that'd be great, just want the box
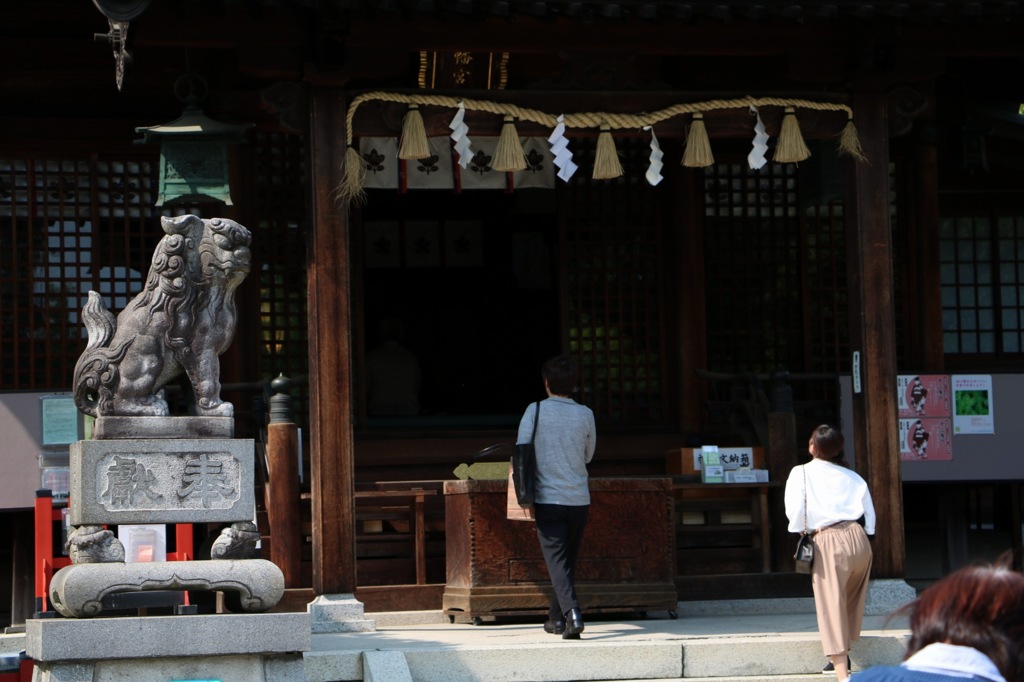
[592,124,624,180]
[493,115,527,172]
[398,104,430,160]
[682,112,714,168]
[774,106,811,163]
[338,144,367,205]
[838,116,868,163]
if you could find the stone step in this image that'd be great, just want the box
[306,610,911,682]
[616,677,829,682]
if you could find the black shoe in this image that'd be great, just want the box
[562,607,584,639]
[543,618,565,635]
[823,657,851,674]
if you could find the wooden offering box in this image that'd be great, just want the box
[442,477,677,623]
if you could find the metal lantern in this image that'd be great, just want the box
[135,102,252,207]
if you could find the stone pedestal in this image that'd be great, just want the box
[308,594,376,633]
[50,559,284,618]
[55,429,284,618]
[27,612,309,682]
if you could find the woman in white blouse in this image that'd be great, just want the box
[785,424,876,682]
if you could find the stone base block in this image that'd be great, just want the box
[93,416,235,440]
[49,559,284,618]
[308,594,376,633]
[364,650,413,682]
[864,578,918,615]
[27,612,309,682]
[32,652,306,682]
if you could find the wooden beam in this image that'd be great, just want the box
[843,91,905,579]
[307,88,357,595]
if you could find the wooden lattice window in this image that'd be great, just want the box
[0,142,312,421]
[561,138,668,426]
[940,213,1024,355]
[253,132,309,429]
[703,162,803,374]
[0,157,160,390]
[802,200,850,374]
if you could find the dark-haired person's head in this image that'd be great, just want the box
[902,559,1024,681]
[810,424,847,466]
[542,355,579,396]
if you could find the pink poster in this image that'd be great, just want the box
[897,374,951,419]
[899,417,953,461]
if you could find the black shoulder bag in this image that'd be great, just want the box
[512,402,540,505]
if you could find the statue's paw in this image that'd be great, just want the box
[197,400,234,417]
[67,527,125,564]
[211,522,260,560]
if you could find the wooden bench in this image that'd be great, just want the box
[350,481,446,587]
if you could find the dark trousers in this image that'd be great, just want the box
[534,503,590,618]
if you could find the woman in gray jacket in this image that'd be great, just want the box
[517,355,596,639]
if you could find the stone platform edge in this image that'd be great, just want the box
[26,611,310,662]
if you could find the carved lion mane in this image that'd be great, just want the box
[73,214,252,417]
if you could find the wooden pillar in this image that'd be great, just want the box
[307,88,357,595]
[681,173,708,434]
[266,375,302,588]
[768,411,798,571]
[843,92,905,579]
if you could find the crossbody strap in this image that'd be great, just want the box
[802,465,809,534]
[529,401,540,443]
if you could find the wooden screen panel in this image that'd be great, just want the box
[0,139,311,425]
[0,157,159,390]
[802,200,850,375]
[703,162,802,374]
[560,138,668,426]
[940,213,1024,356]
[253,132,310,428]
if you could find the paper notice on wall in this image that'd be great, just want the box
[952,374,995,434]
[900,417,953,461]
[897,374,951,419]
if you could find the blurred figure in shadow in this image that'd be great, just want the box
[366,316,421,417]
[856,556,1024,682]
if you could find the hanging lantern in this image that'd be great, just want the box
[135,75,252,206]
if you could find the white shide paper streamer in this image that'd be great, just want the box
[547,114,578,182]
[748,105,769,170]
[448,102,474,169]
[644,126,664,186]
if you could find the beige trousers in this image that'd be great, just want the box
[810,520,873,657]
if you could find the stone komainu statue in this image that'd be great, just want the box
[73,214,252,418]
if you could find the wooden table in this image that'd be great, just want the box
[354,488,438,586]
[672,480,779,575]
[442,477,678,623]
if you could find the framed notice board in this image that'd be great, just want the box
[840,374,1024,482]
[0,391,85,509]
